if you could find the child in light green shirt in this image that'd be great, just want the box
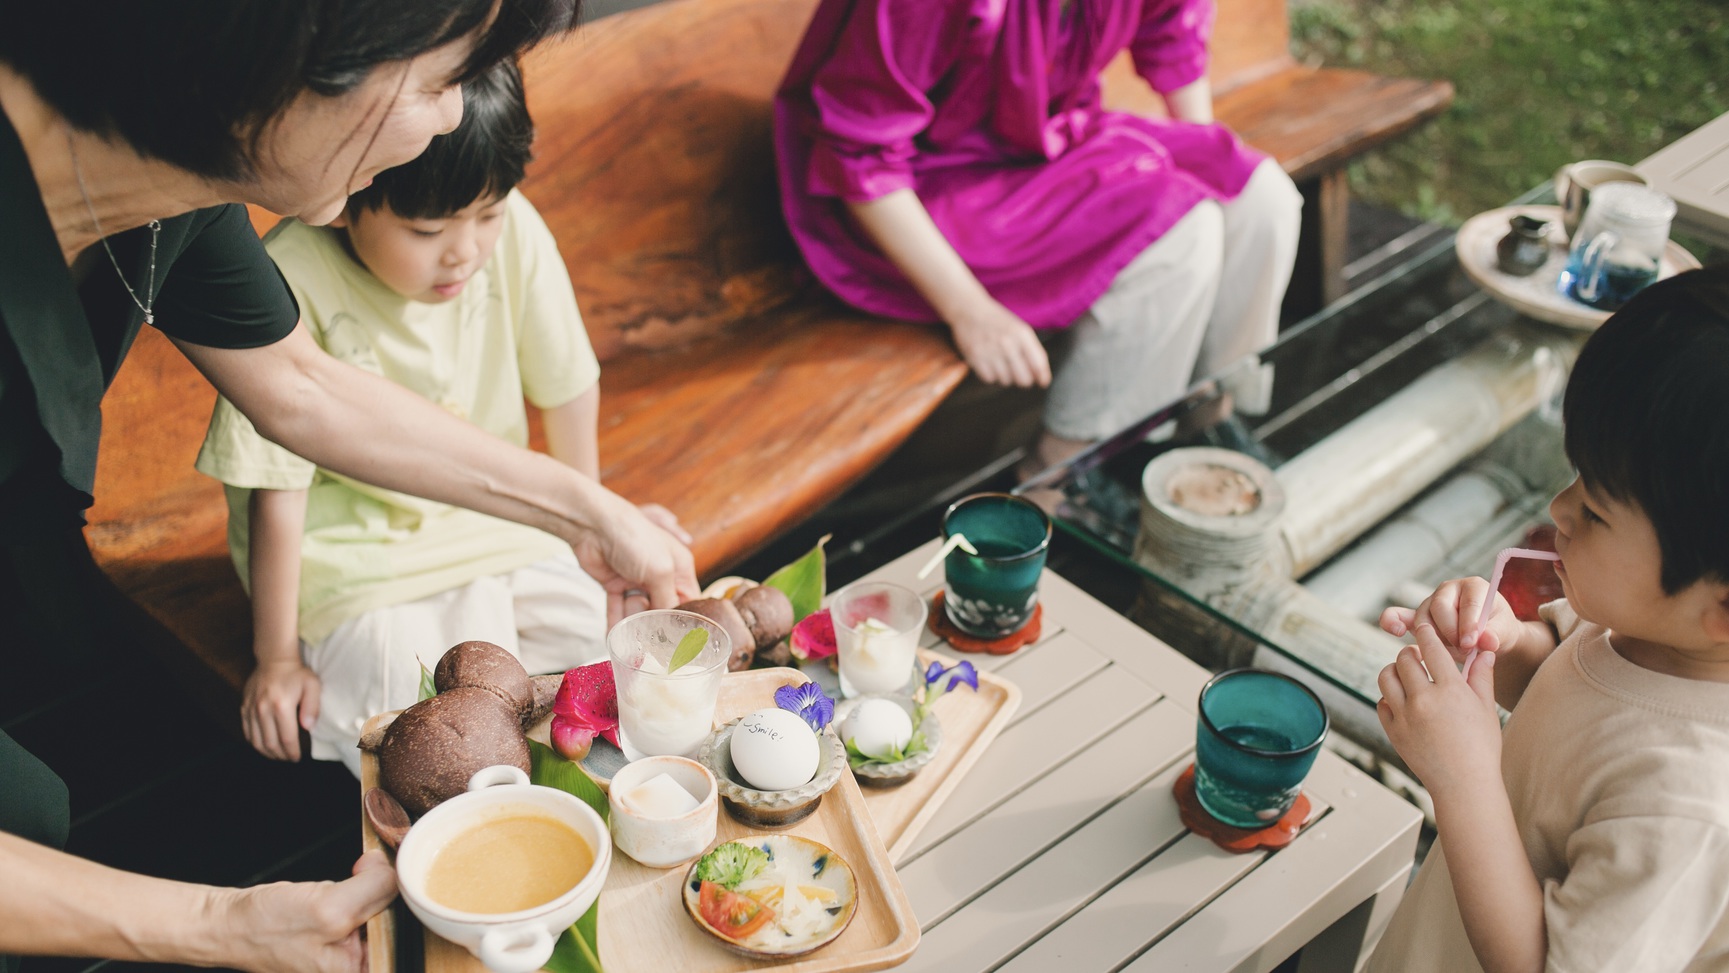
[198,61,684,774]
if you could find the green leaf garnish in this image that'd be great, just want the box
[543,908,604,973]
[529,740,607,972]
[844,729,930,769]
[763,535,829,624]
[529,739,609,821]
[417,663,437,702]
[666,628,709,674]
[694,842,770,890]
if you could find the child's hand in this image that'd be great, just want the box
[242,659,322,762]
[948,300,1052,389]
[1377,624,1503,796]
[636,503,692,544]
[1380,576,1523,662]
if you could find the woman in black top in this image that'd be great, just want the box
[0,3,700,970]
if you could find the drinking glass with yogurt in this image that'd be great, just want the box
[832,581,927,698]
[608,609,731,761]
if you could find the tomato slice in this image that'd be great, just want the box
[697,880,776,941]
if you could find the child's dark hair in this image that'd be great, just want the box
[1562,268,1729,593]
[348,59,533,220]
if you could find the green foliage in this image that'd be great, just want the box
[1289,0,1729,221]
[763,535,829,623]
[417,663,436,702]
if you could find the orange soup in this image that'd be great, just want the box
[425,812,594,914]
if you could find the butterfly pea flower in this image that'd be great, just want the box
[775,681,836,732]
[924,659,979,695]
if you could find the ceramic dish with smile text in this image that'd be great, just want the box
[682,834,858,958]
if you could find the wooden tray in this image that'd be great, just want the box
[359,668,919,973]
[847,650,1021,863]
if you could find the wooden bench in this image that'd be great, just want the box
[85,0,1448,722]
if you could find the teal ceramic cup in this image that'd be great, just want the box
[940,493,1052,639]
[1193,669,1328,829]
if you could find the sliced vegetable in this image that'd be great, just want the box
[698,881,775,941]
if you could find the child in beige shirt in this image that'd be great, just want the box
[1370,270,1729,972]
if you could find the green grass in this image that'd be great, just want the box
[1289,0,1729,225]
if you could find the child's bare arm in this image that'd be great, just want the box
[243,487,319,762]
[541,385,600,480]
[846,190,1051,389]
[1379,626,1546,973]
[1382,577,1561,712]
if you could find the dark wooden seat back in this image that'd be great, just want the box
[520,0,820,364]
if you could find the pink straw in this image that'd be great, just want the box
[1461,547,1561,679]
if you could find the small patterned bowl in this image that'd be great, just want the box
[698,720,845,828]
[683,835,858,958]
[848,711,942,788]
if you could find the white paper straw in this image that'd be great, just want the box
[917,533,979,580]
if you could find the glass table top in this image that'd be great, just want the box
[1018,190,1603,755]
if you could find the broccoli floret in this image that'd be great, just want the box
[694,842,770,889]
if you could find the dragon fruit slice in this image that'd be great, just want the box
[789,608,838,661]
[549,661,620,760]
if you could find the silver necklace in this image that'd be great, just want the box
[68,135,161,325]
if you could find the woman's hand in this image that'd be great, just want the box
[1377,624,1503,797]
[241,659,321,762]
[949,300,1052,388]
[213,851,397,973]
[570,493,701,625]
[1381,576,1523,660]
[637,503,692,544]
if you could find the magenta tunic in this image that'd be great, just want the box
[774,0,1267,329]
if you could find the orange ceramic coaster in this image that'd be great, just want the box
[1173,763,1311,854]
[927,591,1042,655]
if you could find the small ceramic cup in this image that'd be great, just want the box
[1554,159,1647,241]
[606,755,719,868]
[1192,670,1328,829]
[395,765,611,973]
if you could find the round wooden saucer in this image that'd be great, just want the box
[927,590,1041,655]
[1173,763,1311,853]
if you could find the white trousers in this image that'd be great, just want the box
[1042,160,1303,440]
[305,551,608,775]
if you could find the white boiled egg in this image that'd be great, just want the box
[730,707,820,791]
[843,698,914,760]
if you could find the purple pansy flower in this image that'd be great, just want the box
[776,681,836,732]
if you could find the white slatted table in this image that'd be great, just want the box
[863,540,1421,973]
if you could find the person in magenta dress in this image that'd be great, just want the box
[775,0,1302,470]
